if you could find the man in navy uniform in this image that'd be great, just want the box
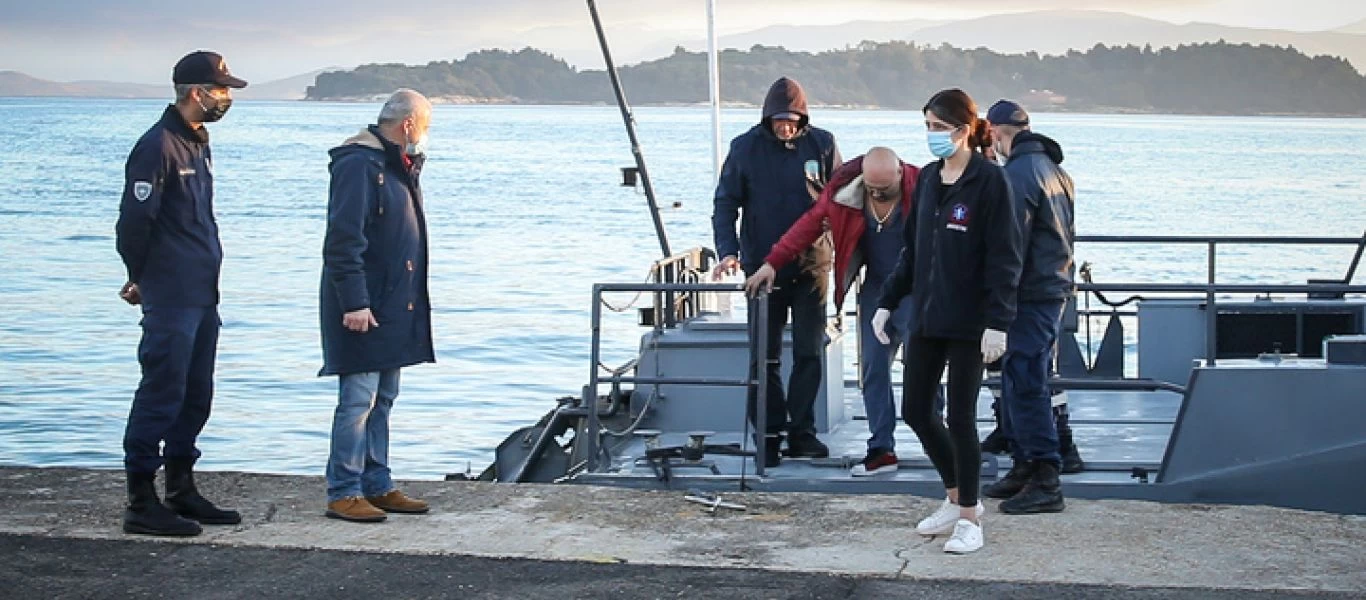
[980,99,1078,514]
[115,50,246,536]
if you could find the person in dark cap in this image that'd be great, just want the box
[713,77,841,467]
[979,99,1079,514]
[114,50,246,537]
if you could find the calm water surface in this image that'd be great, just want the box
[0,98,1362,478]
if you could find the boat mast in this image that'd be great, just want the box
[706,0,722,185]
[587,0,672,259]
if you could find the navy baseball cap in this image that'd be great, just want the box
[173,51,248,88]
[986,99,1029,126]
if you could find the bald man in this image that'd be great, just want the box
[748,147,930,476]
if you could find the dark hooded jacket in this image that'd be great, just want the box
[712,77,840,279]
[1002,131,1075,302]
[319,126,435,376]
[878,152,1024,340]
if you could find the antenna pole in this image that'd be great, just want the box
[588,0,672,258]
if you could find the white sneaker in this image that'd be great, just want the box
[915,497,986,536]
[943,519,984,554]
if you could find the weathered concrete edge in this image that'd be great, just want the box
[1,466,1362,594]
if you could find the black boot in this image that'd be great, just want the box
[980,399,1009,455]
[1054,404,1086,474]
[1000,461,1066,514]
[784,432,830,458]
[982,460,1034,499]
[165,458,242,525]
[754,434,782,469]
[123,471,202,537]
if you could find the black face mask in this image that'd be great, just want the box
[867,183,901,203]
[197,92,232,122]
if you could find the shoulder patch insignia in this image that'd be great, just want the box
[133,181,152,202]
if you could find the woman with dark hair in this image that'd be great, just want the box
[872,88,1024,553]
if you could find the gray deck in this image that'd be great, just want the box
[580,386,1181,493]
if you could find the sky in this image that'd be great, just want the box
[2,0,1364,84]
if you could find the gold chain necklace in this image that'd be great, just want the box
[869,200,895,233]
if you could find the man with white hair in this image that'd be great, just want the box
[319,88,435,522]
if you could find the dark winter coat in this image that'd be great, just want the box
[319,126,434,376]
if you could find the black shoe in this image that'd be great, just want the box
[756,435,782,469]
[1060,442,1086,474]
[980,428,1009,455]
[123,472,202,537]
[784,432,830,458]
[1054,404,1085,474]
[1000,461,1066,514]
[982,460,1034,499]
[164,457,242,525]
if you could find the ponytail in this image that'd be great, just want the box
[969,116,993,154]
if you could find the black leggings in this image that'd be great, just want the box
[902,335,985,507]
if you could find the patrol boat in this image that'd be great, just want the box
[480,2,1366,516]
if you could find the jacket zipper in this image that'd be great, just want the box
[924,186,950,329]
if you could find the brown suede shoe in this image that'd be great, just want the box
[366,489,430,514]
[325,496,386,523]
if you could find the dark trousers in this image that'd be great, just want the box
[747,275,825,437]
[1001,301,1065,466]
[123,305,220,474]
[903,335,985,507]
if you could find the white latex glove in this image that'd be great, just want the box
[871,308,892,345]
[981,328,1008,363]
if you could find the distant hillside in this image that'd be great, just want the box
[306,41,1366,117]
[0,71,164,98]
[654,10,1366,77]
[715,19,947,54]
[1338,19,1366,35]
[901,11,1366,76]
[0,70,328,100]
[235,68,342,100]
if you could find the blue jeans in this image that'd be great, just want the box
[326,370,399,501]
[1001,301,1065,466]
[123,305,219,474]
[858,288,911,451]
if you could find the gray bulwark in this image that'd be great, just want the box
[632,313,846,434]
[1157,359,1366,514]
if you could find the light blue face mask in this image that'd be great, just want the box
[927,130,959,159]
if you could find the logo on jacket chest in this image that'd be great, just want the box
[947,203,970,232]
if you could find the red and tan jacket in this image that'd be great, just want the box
[763,155,920,311]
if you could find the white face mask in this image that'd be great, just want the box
[406,131,429,157]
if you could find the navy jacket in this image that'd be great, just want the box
[319,126,435,376]
[712,78,840,278]
[879,152,1025,340]
[115,105,223,307]
[1002,131,1076,302]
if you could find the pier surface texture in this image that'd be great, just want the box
[0,467,1362,599]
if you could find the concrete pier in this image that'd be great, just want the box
[1,467,1362,598]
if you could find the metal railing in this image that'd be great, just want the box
[587,282,775,475]
[838,232,1365,388]
[647,247,716,328]
[1073,233,1366,367]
